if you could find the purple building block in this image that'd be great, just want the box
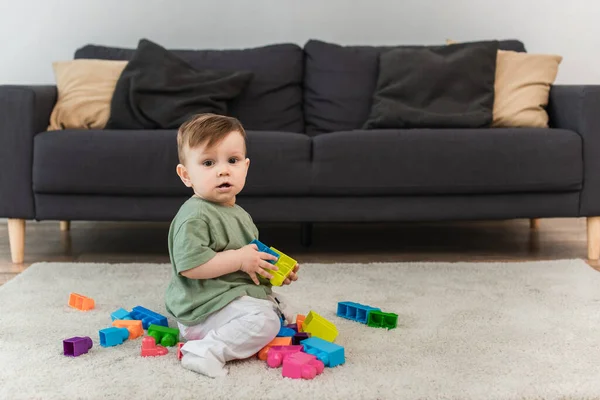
[63,336,93,357]
[292,332,311,345]
[286,323,299,332]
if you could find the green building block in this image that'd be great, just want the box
[147,324,179,347]
[366,311,398,330]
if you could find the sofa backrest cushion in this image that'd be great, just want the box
[303,39,527,135]
[75,42,304,133]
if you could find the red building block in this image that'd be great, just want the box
[140,336,168,357]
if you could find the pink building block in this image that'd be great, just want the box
[266,345,303,368]
[140,336,168,357]
[282,352,324,379]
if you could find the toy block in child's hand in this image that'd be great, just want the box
[249,239,279,264]
[140,336,168,357]
[337,301,381,324]
[112,320,143,340]
[130,306,168,329]
[282,352,324,380]
[303,311,338,342]
[257,337,292,360]
[267,248,297,286]
[302,337,345,367]
[147,324,179,347]
[99,327,129,347]
[367,310,398,329]
[63,336,93,357]
[266,345,304,368]
[68,293,95,311]
[111,308,132,321]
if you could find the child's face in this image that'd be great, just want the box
[176,130,250,207]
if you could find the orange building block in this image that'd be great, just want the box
[68,293,95,311]
[257,337,292,360]
[296,314,306,331]
[112,320,144,339]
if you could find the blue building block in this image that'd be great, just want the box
[130,306,168,329]
[249,239,280,265]
[301,337,345,367]
[276,326,296,337]
[110,308,133,321]
[99,327,129,347]
[337,301,381,324]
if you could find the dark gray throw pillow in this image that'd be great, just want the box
[106,39,253,130]
[363,41,499,129]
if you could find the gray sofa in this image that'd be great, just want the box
[2,39,600,263]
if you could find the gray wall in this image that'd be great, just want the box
[1,0,598,85]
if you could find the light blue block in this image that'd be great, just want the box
[99,327,129,347]
[302,337,345,367]
[111,308,132,321]
[337,301,381,324]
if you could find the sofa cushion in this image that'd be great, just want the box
[33,130,311,196]
[106,39,253,130]
[311,128,582,195]
[364,41,498,129]
[304,39,527,135]
[75,43,304,133]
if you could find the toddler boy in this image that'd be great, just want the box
[166,113,299,377]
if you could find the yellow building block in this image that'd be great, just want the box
[266,247,297,286]
[303,311,338,342]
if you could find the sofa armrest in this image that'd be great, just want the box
[0,85,57,218]
[548,85,600,215]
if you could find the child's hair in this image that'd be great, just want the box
[177,113,246,164]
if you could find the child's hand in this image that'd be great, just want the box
[282,264,300,286]
[237,244,279,285]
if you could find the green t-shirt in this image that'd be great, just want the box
[165,196,271,325]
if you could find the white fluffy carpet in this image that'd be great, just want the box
[1,260,600,400]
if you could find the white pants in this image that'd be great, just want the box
[178,295,282,377]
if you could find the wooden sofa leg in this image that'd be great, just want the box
[8,219,25,264]
[60,221,71,231]
[587,217,600,260]
[530,218,540,229]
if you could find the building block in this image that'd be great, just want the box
[367,310,398,329]
[302,337,345,368]
[140,336,168,357]
[99,327,129,347]
[277,326,296,337]
[147,324,179,347]
[63,336,93,357]
[249,239,280,265]
[285,323,298,332]
[337,301,380,324]
[296,314,306,331]
[177,342,184,360]
[111,308,133,321]
[292,332,311,345]
[249,240,297,287]
[268,248,297,286]
[266,345,304,368]
[112,320,144,340]
[303,311,338,342]
[257,337,292,360]
[130,306,168,329]
[68,293,95,311]
[282,352,324,380]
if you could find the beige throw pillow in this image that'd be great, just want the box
[493,50,562,127]
[48,59,127,130]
